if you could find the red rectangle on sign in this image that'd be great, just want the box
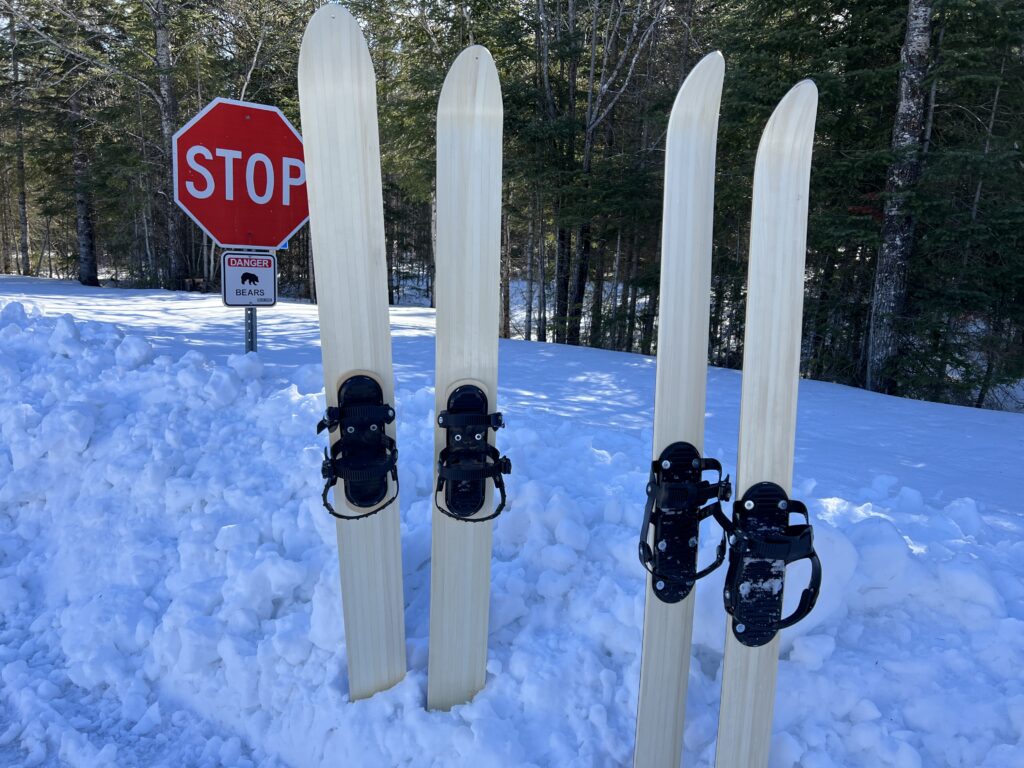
[226,256,273,269]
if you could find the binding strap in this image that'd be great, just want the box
[318,375,399,521]
[714,482,822,646]
[638,441,732,603]
[435,384,512,522]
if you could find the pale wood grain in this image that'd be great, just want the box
[714,79,818,768]
[426,45,504,711]
[298,4,406,701]
[633,51,724,768]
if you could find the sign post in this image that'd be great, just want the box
[245,308,257,353]
[219,250,277,352]
[172,98,308,352]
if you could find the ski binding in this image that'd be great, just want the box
[720,482,822,646]
[638,441,732,603]
[318,375,399,520]
[435,385,511,522]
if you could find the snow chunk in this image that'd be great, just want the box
[48,314,83,356]
[0,300,28,327]
[114,335,153,370]
[554,516,590,552]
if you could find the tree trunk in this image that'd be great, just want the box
[501,212,511,338]
[537,208,548,343]
[608,229,622,347]
[640,288,658,355]
[149,0,186,289]
[567,220,591,345]
[554,220,570,343]
[588,235,605,346]
[307,243,317,303]
[387,234,396,305]
[70,91,99,286]
[867,0,933,393]
[429,188,437,308]
[9,9,30,276]
[625,235,639,352]
[525,199,535,341]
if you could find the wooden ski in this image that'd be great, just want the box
[427,45,505,711]
[714,80,818,768]
[633,51,725,768]
[298,4,407,701]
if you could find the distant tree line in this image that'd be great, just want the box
[1,1,1021,409]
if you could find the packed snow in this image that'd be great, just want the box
[0,275,1021,768]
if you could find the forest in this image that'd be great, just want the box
[0,1,1021,409]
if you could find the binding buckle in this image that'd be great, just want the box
[638,442,732,603]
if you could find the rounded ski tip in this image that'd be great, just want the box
[667,50,724,132]
[781,78,818,110]
[676,50,724,96]
[456,44,495,68]
[443,44,498,88]
[771,79,818,123]
[299,3,365,71]
[758,78,818,153]
[694,50,725,75]
[439,44,501,115]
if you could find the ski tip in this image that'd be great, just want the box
[758,79,818,154]
[439,45,502,115]
[299,3,369,75]
[453,44,496,71]
[668,51,724,130]
[781,78,818,111]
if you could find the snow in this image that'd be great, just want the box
[1,275,1022,768]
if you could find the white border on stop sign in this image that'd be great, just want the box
[173,97,309,250]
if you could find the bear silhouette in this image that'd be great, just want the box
[241,272,259,285]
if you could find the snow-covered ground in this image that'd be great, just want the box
[0,275,1021,768]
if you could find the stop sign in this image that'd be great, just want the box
[173,98,309,250]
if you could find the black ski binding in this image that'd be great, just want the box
[719,482,822,647]
[317,375,399,520]
[638,442,732,603]
[435,385,511,522]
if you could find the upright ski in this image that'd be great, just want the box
[633,52,727,768]
[714,81,821,767]
[427,46,509,710]
[298,5,406,701]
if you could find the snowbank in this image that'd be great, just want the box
[0,278,1021,767]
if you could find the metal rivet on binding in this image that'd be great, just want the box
[655,580,665,591]
[370,424,378,431]
[346,426,355,434]
[661,460,671,469]
[744,500,755,511]
[778,500,788,510]
[692,459,700,469]
[689,537,697,548]
[657,540,667,552]
[736,623,746,634]
[475,433,483,441]
[454,434,462,442]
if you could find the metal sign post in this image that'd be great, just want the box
[245,307,258,353]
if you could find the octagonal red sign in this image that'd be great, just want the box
[173,98,308,250]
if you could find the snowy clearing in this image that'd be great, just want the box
[0,276,1021,768]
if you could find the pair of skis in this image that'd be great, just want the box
[634,54,821,767]
[298,6,507,708]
